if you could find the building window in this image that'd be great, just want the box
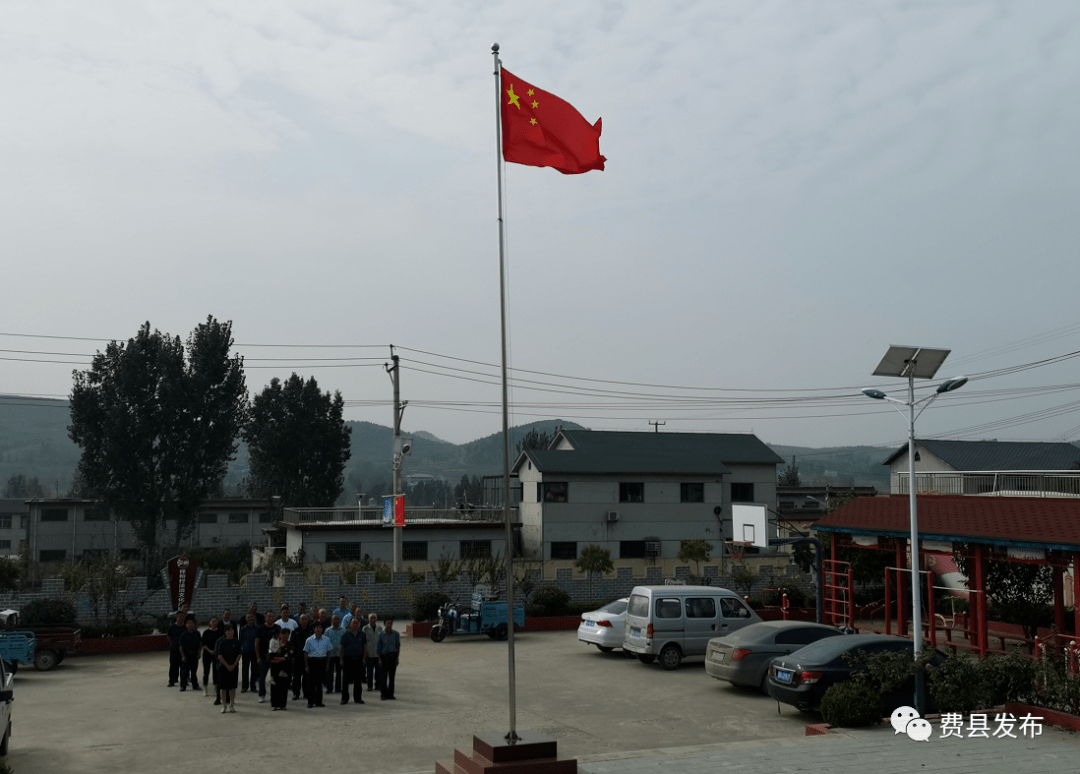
[84,507,110,521]
[540,482,568,503]
[619,483,644,503]
[680,483,704,503]
[258,512,273,524]
[550,542,577,560]
[228,513,249,524]
[326,542,362,561]
[41,508,68,522]
[403,541,428,561]
[198,513,218,524]
[619,541,647,559]
[731,483,755,502]
[82,548,109,559]
[40,549,67,562]
[460,540,492,559]
[0,515,12,530]
[0,541,10,550]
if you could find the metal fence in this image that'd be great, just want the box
[895,472,1080,497]
[279,506,512,525]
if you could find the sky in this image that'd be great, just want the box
[3,0,1079,451]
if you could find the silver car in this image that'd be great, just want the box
[705,620,845,691]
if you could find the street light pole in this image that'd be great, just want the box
[863,346,966,715]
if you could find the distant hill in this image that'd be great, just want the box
[0,395,897,496]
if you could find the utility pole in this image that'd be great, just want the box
[386,347,407,572]
[649,420,665,433]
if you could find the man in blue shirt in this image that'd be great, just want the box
[376,618,401,700]
[324,615,346,693]
[303,623,333,708]
[238,612,259,693]
[331,597,351,623]
[338,617,366,705]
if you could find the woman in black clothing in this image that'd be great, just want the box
[268,630,293,711]
[201,618,223,698]
[216,625,242,713]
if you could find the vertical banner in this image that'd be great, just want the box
[382,495,405,527]
[160,556,202,613]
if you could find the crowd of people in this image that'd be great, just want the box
[166,597,402,713]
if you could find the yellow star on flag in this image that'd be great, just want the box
[506,85,521,109]
[527,89,534,96]
[530,118,537,125]
[531,100,539,108]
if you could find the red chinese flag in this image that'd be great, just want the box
[500,68,605,175]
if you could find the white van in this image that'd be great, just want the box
[623,585,762,670]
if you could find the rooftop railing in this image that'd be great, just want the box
[279,505,513,526]
[894,471,1080,497]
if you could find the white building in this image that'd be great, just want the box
[512,430,784,561]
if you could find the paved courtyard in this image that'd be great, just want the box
[6,630,1079,773]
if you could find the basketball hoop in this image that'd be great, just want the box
[726,541,751,562]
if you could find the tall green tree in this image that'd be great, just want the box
[575,544,614,601]
[243,373,351,507]
[68,318,247,560]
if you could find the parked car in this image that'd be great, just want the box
[623,585,762,670]
[0,656,12,754]
[766,633,944,713]
[705,620,846,691]
[577,598,629,652]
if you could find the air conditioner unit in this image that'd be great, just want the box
[606,511,620,522]
[645,540,661,557]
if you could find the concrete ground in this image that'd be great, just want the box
[8,630,810,773]
[7,630,1079,773]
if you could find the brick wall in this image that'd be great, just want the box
[0,564,813,626]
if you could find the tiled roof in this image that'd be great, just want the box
[513,430,783,476]
[815,495,1080,550]
[882,439,1080,471]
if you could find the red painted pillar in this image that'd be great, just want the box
[1073,553,1080,645]
[973,545,988,658]
[896,542,908,637]
[1052,561,1065,641]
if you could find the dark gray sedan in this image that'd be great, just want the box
[705,620,845,691]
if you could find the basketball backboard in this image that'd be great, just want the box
[732,503,770,549]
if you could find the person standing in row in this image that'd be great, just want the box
[362,613,379,691]
[376,618,401,701]
[331,597,350,623]
[216,625,242,713]
[201,617,223,699]
[166,612,187,687]
[255,611,279,703]
[290,614,312,700]
[324,614,345,694]
[339,616,366,705]
[179,619,202,692]
[219,608,237,631]
[303,623,332,708]
[276,604,298,633]
[268,629,293,711]
[238,612,259,693]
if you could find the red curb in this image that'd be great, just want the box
[1004,702,1080,733]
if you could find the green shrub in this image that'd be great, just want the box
[979,648,1037,707]
[928,651,986,713]
[820,680,883,727]
[411,591,451,622]
[20,597,76,625]
[528,585,571,616]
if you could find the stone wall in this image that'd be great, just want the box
[1,564,814,626]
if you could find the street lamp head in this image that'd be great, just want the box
[861,388,888,400]
[936,377,968,394]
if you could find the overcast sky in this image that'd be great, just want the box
[3,1,1079,451]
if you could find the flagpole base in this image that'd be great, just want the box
[435,730,576,774]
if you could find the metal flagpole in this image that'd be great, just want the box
[492,42,518,743]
